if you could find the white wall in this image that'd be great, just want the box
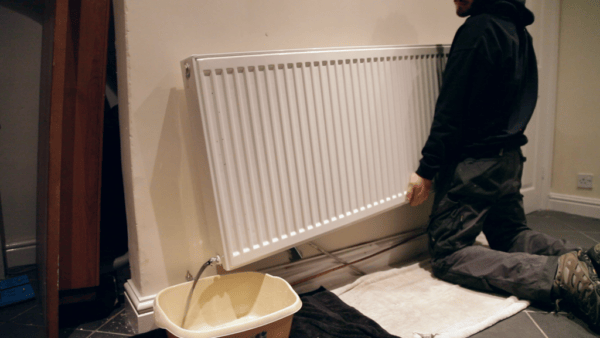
[114,0,464,299]
[0,4,42,268]
[552,0,600,200]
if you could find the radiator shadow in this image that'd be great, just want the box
[147,87,190,287]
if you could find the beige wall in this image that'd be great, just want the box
[0,5,42,266]
[552,0,600,198]
[114,0,465,298]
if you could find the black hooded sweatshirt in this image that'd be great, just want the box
[415,0,538,180]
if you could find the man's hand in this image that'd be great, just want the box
[407,173,432,206]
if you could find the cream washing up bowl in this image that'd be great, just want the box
[154,272,302,338]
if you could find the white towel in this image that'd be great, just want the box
[332,236,529,338]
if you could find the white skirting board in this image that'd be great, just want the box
[548,192,600,219]
[124,291,158,334]
[124,280,157,316]
[5,240,36,268]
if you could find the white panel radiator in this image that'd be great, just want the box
[181,45,450,270]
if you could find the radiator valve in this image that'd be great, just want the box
[208,255,222,266]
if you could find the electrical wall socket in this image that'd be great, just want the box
[577,173,593,190]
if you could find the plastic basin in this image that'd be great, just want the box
[154,272,302,338]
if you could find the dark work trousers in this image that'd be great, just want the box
[428,148,579,304]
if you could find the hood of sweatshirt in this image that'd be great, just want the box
[471,0,535,26]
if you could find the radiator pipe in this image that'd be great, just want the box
[308,242,366,276]
[291,229,427,287]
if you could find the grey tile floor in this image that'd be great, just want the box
[1,210,599,337]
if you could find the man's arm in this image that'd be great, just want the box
[407,48,477,207]
[408,21,496,206]
[416,47,480,180]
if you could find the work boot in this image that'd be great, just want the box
[555,250,600,327]
[587,244,600,273]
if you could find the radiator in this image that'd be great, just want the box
[181,45,450,271]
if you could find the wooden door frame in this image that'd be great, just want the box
[37,0,111,336]
[537,0,561,210]
[520,0,561,214]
